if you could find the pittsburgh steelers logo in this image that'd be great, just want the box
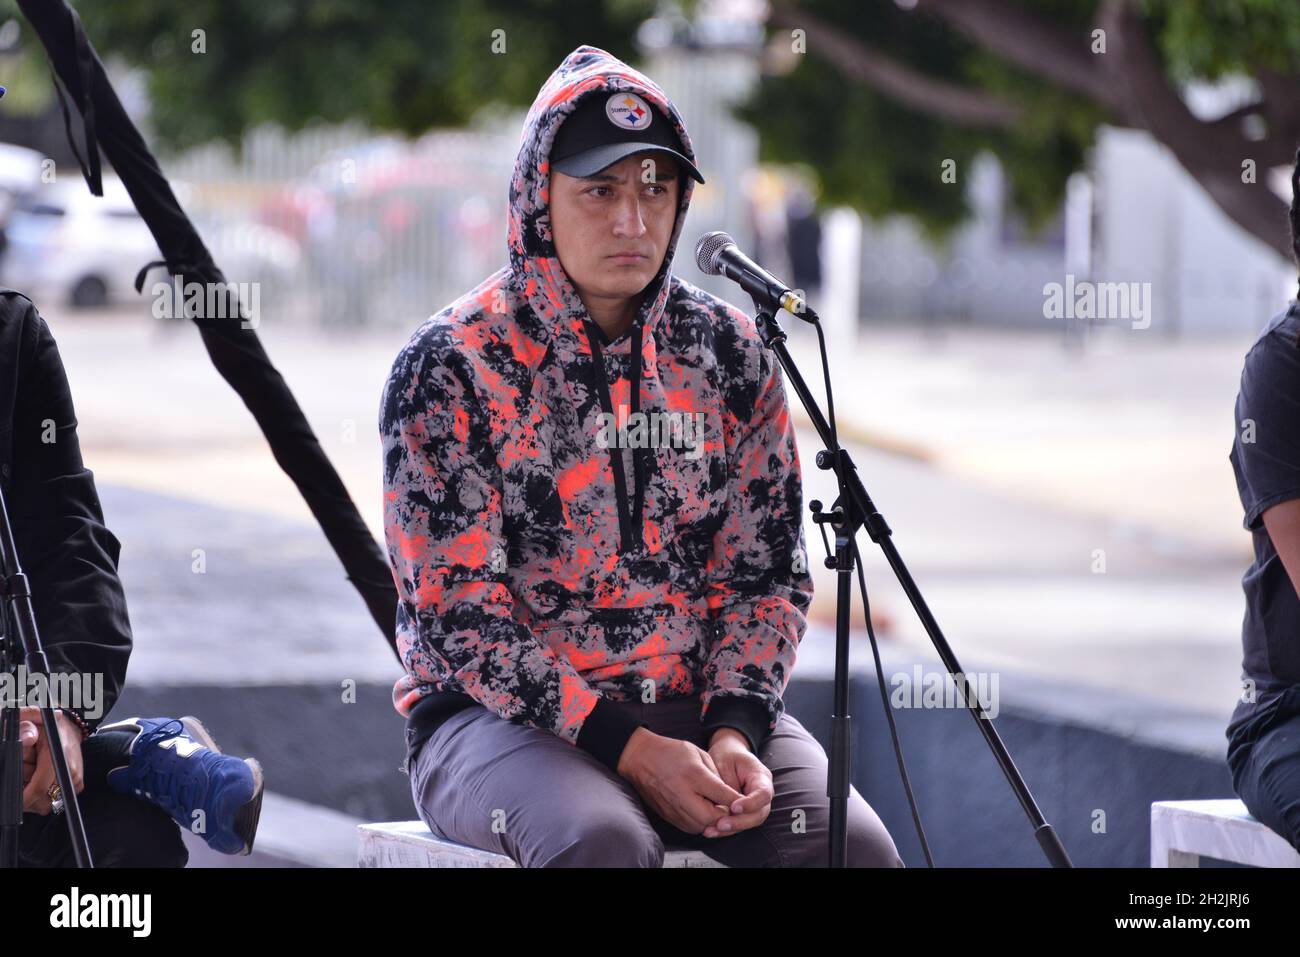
[606,92,652,130]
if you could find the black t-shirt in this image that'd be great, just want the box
[1225,301,1300,768]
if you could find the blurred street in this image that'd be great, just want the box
[43,303,1256,727]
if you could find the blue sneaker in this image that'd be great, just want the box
[102,716,264,855]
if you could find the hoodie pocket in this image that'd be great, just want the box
[534,614,710,698]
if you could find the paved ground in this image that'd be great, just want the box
[35,303,1260,728]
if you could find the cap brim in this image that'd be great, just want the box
[552,142,705,185]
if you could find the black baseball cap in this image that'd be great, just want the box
[550,90,704,185]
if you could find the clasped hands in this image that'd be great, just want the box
[617,726,773,838]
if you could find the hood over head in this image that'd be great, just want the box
[507,45,700,343]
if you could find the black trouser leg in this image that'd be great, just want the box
[16,730,188,868]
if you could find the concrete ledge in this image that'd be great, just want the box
[182,791,366,868]
[121,640,1245,867]
[357,821,728,868]
[1151,800,1300,868]
[784,641,1239,867]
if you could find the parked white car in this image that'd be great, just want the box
[0,175,160,307]
[0,143,46,214]
[0,174,303,311]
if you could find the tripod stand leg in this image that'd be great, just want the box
[1,707,21,867]
[827,527,854,867]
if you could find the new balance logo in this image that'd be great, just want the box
[158,735,204,757]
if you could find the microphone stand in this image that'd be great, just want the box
[751,301,1071,868]
[0,480,93,867]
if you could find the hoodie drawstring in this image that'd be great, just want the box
[583,317,646,554]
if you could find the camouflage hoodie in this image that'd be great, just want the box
[380,45,814,774]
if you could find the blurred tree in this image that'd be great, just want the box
[747,0,1300,258]
[0,0,657,147]
[1,0,1295,257]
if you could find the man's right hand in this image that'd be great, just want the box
[616,727,745,835]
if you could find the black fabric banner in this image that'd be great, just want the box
[16,0,400,657]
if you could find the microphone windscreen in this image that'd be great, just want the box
[694,231,733,275]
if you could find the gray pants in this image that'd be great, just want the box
[409,693,905,867]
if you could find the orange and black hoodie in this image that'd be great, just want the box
[380,45,813,774]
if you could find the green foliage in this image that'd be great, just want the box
[1144,0,1300,79]
[738,0,1103,241]
[2,0,1297,238]
[0,5,55,115]
[61,0,657,151]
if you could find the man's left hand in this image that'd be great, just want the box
[702,729,773,838]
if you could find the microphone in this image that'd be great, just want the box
[694,231,817,322]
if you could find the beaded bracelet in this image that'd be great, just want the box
[55,708,93,739]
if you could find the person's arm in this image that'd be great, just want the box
[700,312,815,754]
[5,293,131,734]
[1262,500,1300,600]
[380,328,643,774]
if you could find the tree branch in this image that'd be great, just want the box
[1099,0,1292,260]
[918,0,1133,120]
[1256,67,1300,165]
[768,0,1294,259]
[1206,101,1265,130]
[768,2,1023,130]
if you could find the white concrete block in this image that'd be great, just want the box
[357,821,728,868]
[1151,799,1300,868]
